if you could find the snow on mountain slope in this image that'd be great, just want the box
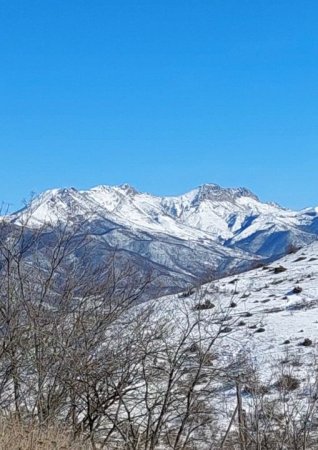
[13,185,212,241]
[11,183,318,246]
[5,182,318,293]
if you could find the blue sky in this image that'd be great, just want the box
[0,0,317,210]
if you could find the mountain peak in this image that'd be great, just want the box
[194,183,259,203]
[90,183,139,197]
[117,183,139,196]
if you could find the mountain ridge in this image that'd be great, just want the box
[2,183,318,295]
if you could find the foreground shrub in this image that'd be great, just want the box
[0,418,90,450]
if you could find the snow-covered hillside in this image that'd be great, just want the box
[3,183,318,294]
[159,240,318,373]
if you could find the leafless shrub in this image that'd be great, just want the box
[0,417,91,449]
[272,265,287,274]
[275,374,301,392]
[299,338,313,347]
[293,285,303,294]
[193,299,215,310]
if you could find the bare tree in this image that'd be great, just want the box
[2,206,318,449]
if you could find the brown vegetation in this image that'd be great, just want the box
[0,417,90,449]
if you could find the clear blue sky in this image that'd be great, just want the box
[0,0,317,210]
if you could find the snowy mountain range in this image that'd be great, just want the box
[4,183,318,294]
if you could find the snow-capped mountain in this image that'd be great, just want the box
[4,183,318,294]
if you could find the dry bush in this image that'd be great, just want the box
[275,374,300,392]
[272,265,287,274]
[0,418,91,450]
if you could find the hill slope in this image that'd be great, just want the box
[159,240,318,373]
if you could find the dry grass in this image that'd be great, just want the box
[0,418,91,450]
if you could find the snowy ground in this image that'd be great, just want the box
[155,240,318,378]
